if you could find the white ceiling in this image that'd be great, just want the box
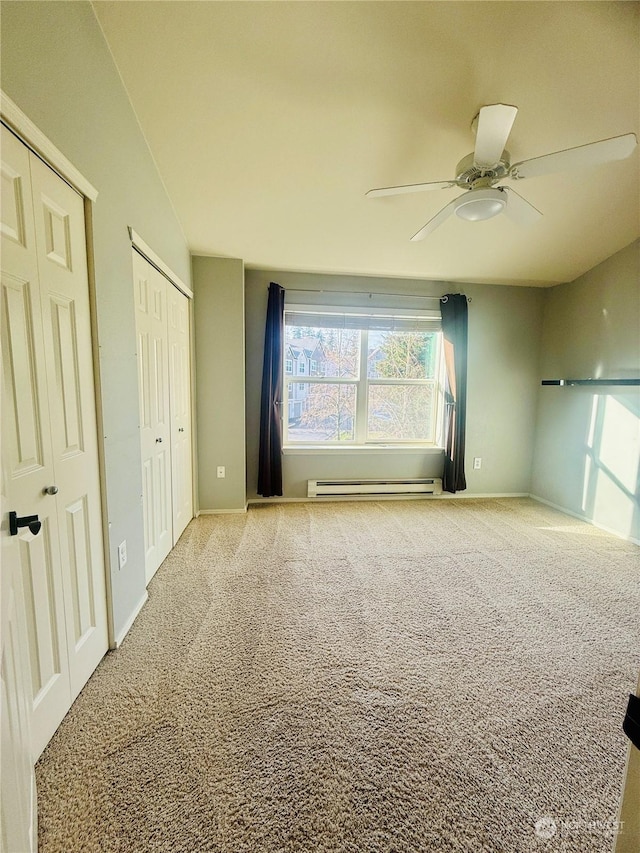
[93,1,640,287]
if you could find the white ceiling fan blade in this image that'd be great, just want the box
[366,180,459,198]
[410,196,460,241]
[473,104,518,168]
[502,187,543,226]
[510,133,637,180]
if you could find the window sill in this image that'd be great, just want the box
[283,445,444,456]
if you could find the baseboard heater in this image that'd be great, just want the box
[307,478,443,498]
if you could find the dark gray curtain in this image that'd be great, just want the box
[441,293,468,493]
[258,282,285,497]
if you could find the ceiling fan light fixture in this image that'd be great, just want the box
[453,188,506,221]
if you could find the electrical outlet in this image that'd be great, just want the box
[118,540,127,569]
[217,466,226,478]
[473,457,482,470]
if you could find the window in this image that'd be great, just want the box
[283,308,443,446]
[285,359,293,374]
[298,360,306,374]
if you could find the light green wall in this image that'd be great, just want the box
[1,2,191,639]
[531,241,640,541]
[192,256,246,511]
[245,269,544,500]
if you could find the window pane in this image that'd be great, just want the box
[285,325,360,379]
[367,384,435,441]
[367,330,438,379]
[287,383,356,442]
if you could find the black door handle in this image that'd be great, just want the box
[9,512,42,537]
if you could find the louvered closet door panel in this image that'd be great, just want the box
[133,251,172,584]
[168,285,193,541]
[30,154,108,703]
[1,125,72,760]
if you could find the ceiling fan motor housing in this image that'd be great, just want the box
[455,151,511,185]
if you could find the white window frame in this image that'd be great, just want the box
[283,307,444,448]
[285,358,293,374]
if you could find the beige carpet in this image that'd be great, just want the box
[36,498,639,852]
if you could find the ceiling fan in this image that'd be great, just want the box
[366,104,637,241]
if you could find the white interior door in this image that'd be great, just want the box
[1,126,73,757]
[1,497,37,853]
[29,154,108,702]
[133,250,172,583]
[1,124,108,761]
[168,286,193,542]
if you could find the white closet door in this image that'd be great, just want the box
[1,496,37,853]
[1,126,73,758]
[1,125,108,762]
[168,285,193,542]
[30,155,108,701]
[133,250,172,583]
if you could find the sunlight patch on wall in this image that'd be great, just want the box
[594,467,635,535]
[582,393,640,539]
[581,395,599,514]
[599,396,639,494]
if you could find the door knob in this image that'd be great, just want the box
[44,485,59,495]
[9,511,42,537]
[156,437,163,443]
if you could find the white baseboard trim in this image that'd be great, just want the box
[529,494,640,545]
[113,591,148,648]
[197,506,248,515]
[432,492,530,500]
[247,492,530,506]
[248,497,298,504]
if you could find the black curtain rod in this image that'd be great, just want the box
[285,288,471,303]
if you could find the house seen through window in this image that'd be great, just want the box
[283,308,443,446]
